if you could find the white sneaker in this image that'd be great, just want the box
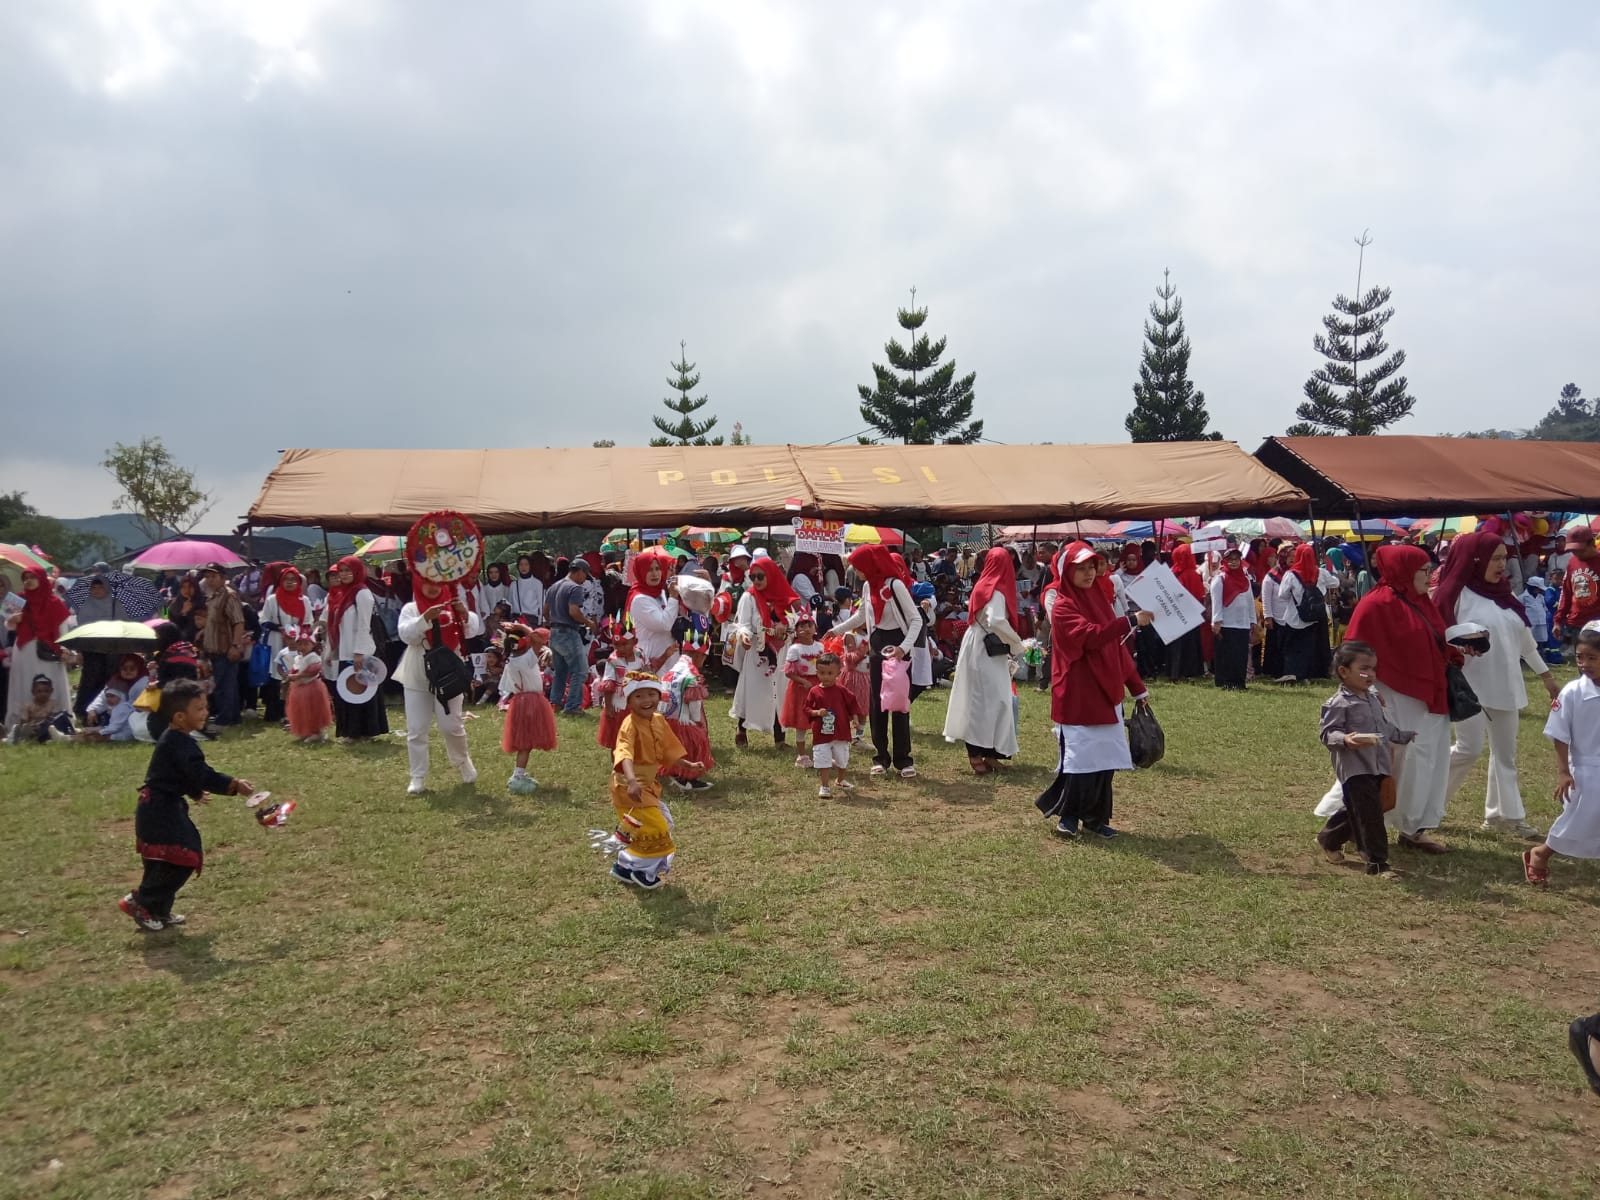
[869,764,886,777]
[459,763,478,786]
[899,766,917,779]
[817,786,833,798]
[407,778,427,796]
[1482,816,1541,839]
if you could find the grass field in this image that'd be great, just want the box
[5,670,1600,1199]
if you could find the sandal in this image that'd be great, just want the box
[969,757,990,775]
[1523,849,1549,887]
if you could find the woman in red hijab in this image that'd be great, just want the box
[626,547,682,671]
[1163,544,1207,682]
[1209,546,1258,691]
[1113,541,1166,678]
[833,544,922,776]
[323,556,390,742]
[1333,544,1462,853]
[1434,529,1560,839]
[728,552,801,748]
[1274,543,1331,683]
[257,565,309,725]
[943,547,1025,774]
[1035,543,1155,839]
[5,567,72,727]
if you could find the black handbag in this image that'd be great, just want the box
[1126,698,1165,768]
[423,621,472,706]
[1396,593,1481,723]
[36,641,62,663]
[982,632,1009,657]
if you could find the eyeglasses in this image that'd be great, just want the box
[749,572,767,582]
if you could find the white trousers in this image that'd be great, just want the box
[1447,705,1525,822]
[617,800,675,878]
[402,687,474,782]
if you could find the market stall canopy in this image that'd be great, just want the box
[1254,436,1600,518]
[247,443,1307,532]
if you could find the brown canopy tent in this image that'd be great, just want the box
[247,443,1306,533]
[1254,436,1600,518]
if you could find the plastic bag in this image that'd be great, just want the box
[879,655,911,713]
[1125,699,1164,769]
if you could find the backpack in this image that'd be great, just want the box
[423,622,472,706]
[1295,578,1328,623]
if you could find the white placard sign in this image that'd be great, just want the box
[1123,561,1205,646]
[791,517,847,555]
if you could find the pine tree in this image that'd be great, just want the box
[1290,231,1415,436]
[649,341,723,446]
[1124,269,1221,442]
[858,288,981,444]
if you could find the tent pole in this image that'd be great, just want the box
[321,526,332,568]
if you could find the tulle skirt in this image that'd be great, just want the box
[286,679,333,738]
[664,718,714,779]
[846,671,871,718]
[502,691,558,753]
[779,677,814,731]
[597,704,626,751]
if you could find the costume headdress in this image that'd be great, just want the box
[623,670,664,699]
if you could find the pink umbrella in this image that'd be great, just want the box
[354,534,405,558]
[128,540,247,571]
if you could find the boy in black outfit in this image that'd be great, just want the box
[119,680,256,932]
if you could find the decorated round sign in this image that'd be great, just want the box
[407,510,484,585]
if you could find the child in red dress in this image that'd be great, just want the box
[283,627,332,743]
[500,622,558,794]
[779,613,823,766]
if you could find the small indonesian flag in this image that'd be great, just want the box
[785,498,803,512]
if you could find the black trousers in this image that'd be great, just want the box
[868,627,913,770]
[1318,774,1389,872]
[1214,627,1250,690]
[134,859,194,918]
[965,742,1009,761]
[1035,768,1114,826]
[74,652,112,718]
[260,679,284,722]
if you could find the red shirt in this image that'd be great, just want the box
[805,683,860,744]
[1560,556,1600,629]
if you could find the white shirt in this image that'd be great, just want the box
[1456,589,1546,712]
[629,593,681,667]
[830,578,919,655]
[1209,575,1257,630]
[323,587,378,677]
[510,575,545,619]
[1545,673,1600,765]
[395,602,484,692]
[500,651,545,697]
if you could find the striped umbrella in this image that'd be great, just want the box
[1223,516,1303,540]
[676,526,744,546]
[354,534,406,559]
[1411,516,1479,537]
[0,542,54,584]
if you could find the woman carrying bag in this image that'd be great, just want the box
[943,546,1025,775]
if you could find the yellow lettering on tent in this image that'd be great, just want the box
[921,466,939,483]
[828,467,843,482]
[873,467,902,484]
[658,470,685,486]
[764,468,779,482]
[711,470,737,486]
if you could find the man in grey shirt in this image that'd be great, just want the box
[546,560,597,715]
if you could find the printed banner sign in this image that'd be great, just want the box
[1123,561,1205,646]
[942,525,991,546]
[791,517,846,555]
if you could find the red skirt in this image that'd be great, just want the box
[779,676,814,731]
[502,691,558,753]
[846,671,871,718]
[664,717,714,779]
[597,704,626,751]
[286,679,332,738]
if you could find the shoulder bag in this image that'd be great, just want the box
[1395,592,1481,723]
[423,620,473,706]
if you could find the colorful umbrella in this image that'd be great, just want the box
[1105,519,1191,541]
[843,525,910,547]
[676,526,744,546]
[58,619,159,655]
[1410,516,1479,537]
[1301,518,1406,542]
[997,522,1112,541]
[65,570,161,622]
[127,540,247,571]
[741,525,796,542]
[0,542,54,583]
[354,535,406,559]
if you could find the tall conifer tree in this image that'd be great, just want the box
[1125,269,1221,442]
[650,341,723,446]
[1288,232,1415,436]
[858,289,981,444]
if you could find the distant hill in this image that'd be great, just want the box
[60,516,358,557]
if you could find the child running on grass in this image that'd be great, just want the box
[607,672,702,890]
[1315,640,1414,879]
[1524,623,1600,886]
[806,652,861,799]
[119,679,257,932]
[499,622,558,795]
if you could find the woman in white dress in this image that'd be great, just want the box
[1436,530,1561,838]
[729,557,800,748]
[4,567,72,729]
[626,547,682,672]
[944,546,1025,774]
[322,556,389,741]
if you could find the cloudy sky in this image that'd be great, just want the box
[3,0,1596,527]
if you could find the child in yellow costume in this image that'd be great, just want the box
[608,671,704,889]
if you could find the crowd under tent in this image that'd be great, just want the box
[1253,436,1600,520]
[245,443,1308,533]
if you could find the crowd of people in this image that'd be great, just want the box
[8,519,1600,1092]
